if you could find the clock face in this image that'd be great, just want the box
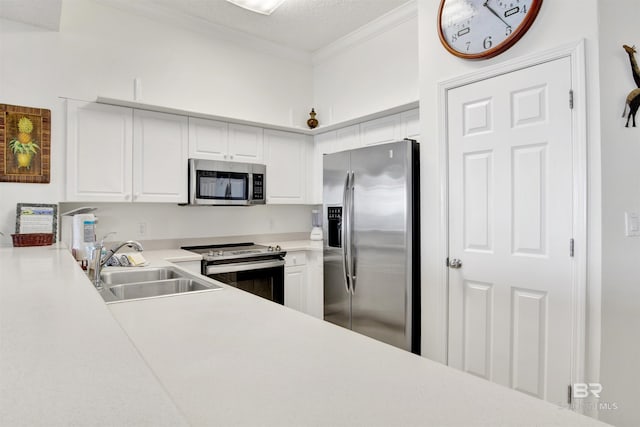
[438,0,542,59]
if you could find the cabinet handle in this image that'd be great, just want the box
[230,155,234,159]
[124,194,131,201]
[224,154,228,159]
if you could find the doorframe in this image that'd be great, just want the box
[436,40,588,393]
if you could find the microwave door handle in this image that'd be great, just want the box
[225,180,231,198]
[342,172,351,295]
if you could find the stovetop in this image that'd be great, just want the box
[181,242,285,262]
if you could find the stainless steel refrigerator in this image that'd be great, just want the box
[323,139,420,354]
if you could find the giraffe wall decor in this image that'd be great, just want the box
[622,44,640,127]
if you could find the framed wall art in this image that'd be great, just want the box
[0,103,51,183]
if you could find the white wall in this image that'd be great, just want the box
[312,4,418,125]
[0,0,313,246]
[417,0,606,413]
[59,202,314,243]
[597,2,640,425]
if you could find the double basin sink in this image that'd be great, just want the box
[99,266,221,303]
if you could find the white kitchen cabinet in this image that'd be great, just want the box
[66,100,188,203]
[66,100,134,202]
[133,109,188,203]
[284,250,323,318]
[284,251,307,313]
[188,118,264,164]
[188,118,228,161]
[401,108,420,141]
[360,114,402,146]
[309,125,360,205]
[264,129,310,204]
[228,123,264,163]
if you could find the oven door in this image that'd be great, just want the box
[204,259,284,304]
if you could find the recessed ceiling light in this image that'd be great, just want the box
[226,0,286,15]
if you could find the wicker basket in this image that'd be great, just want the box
[11,233,54,247]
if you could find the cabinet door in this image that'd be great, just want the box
[336,124,360,151]
[133,110,188,203]
[285,265,306,312]
[360,114,402,146]
[188,117,228,161]
[310,131,337,205]
[228,124,263,163]
[264,129,308,204]
[66,100,133,202]
[401,108,420,141]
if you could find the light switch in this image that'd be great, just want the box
[625,212,640,237]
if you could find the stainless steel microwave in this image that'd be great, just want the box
[188,159,266,206]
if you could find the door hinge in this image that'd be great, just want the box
[569,90,574,109]
[568,385,573,404]
[570,238,575,257]
[446,257,450,267]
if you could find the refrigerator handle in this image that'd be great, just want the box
[341,172,351,295]
[350,171,357,295]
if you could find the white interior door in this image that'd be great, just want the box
[447,57,575,406]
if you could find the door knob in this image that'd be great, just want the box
[448,258,463,269]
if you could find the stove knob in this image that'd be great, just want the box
[207,250,214,257]
[267,246,274,252]
[275,245,281,251]
[216,250,224,256]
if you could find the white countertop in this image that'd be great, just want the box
[1,245,609,426]
[0,246,188,426]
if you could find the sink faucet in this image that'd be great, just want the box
[91,240,144,289]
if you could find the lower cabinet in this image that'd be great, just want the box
[284,250,323,319]
[284,251,307,312]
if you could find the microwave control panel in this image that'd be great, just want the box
[252,174,264,200]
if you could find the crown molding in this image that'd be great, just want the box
[312,0,417,65]
[93,0,312,65]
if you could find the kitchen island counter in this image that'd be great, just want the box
[0,245,188,426]
[2,246,608,426]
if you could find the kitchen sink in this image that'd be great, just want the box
[98,266,222,303]
[100,267,185,285]
[108,278,218,301]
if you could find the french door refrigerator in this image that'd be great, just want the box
[323,139,420,354]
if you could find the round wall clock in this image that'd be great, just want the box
[438,0,543,60]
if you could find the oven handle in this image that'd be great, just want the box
[205,259,285,275]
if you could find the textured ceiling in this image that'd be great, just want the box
[0,0,63,30]
[98,0,411,53]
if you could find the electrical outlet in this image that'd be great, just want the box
[625,212,640,237]
[138,222,147,237]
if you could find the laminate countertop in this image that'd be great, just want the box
[1,245,609,426]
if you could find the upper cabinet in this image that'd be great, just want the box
[66,100,188,203]
[360,114,402,146]
[189,118,263,163]
[308,109,420,204]
[188,118,228,161]
[66,100,134,202]
[401,109,420,141]
[133,110,188,203]
[264,129,311,204]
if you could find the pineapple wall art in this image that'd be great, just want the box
[0,104,51,183]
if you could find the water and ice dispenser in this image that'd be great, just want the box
[327,206,342,248]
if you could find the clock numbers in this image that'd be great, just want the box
[483,36,493,50]
[438,0,542,59]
